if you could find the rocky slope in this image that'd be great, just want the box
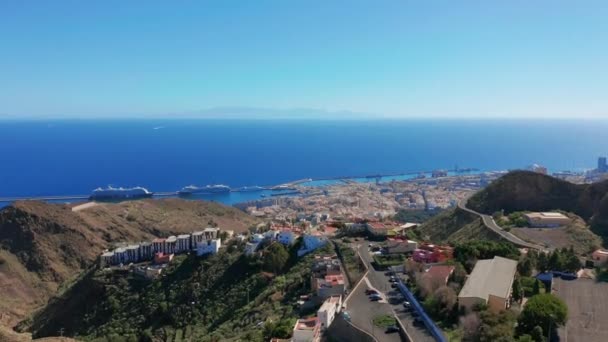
[0,199,260,330]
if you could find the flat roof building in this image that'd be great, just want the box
[458,256,518,313]
[524,212,570,228]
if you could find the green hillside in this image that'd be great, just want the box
[23,240,334,342]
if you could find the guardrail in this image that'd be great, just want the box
[396,280,447,342]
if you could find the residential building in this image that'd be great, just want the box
[165,236,177,254]
[524,212,570,228]
[312,255,341,277]
[592,249,608,265]
[203,227,220,240]
[191,231,205,246]
[458,256,518,313]
[317,295,342,330]
[139,242,153,260]
[386,239,418,254]
[292,317,321,342]
[154,252,174,264]
[176,234,191,253]
[316,274,345,299]
[412,243,453,263]
[126,245,140,263]
[100,251,115,267]
[366,222,389,236]
[277,229,296,245]
[196,239,221,256]
[245,242,260,256]
[152,238,166,254]
[114,247,128,264]
[251,233,265,243]
[423,265,455,287]
[298,233,328,257]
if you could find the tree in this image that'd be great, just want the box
[512,277,523,303]
[564,253,581,273]
[530,325,544,342]
[517,294,568,337]
[263,243,289,274]
[537,252,548,272]
[518,257,533,277]
[449,262,467,287]
[532,279,540,296]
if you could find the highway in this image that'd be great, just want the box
[457,197,546,251]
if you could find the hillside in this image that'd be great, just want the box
[467,171,608,239]
[0,199,260,329]
[23,241,334,342]
[417,208,500,243]
[419,171,607,250]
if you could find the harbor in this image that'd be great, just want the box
[0,168,481,208]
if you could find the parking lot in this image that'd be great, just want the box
[554,278,608,342]
[359,243,435,342]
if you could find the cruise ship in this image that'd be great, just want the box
[178,184,231,195]
[90,186,153,200]
[237,185,264,192]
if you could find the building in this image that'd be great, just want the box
[317,295,342,330]
[599,157,608,173]
[524,212,570,228]
[298,233,328,257]
[458,256,518,313]
[203,227,220,240]
[154,252,174,264]
[312,255,342,277]
[413,244,453,263]
[175,234,191,253]
[423,265,455,286]
[277,229,296,245]
[432,169,448,178]
[386,239,418,254]
[366,222,390,236]
[316,274,345,298]
[191,231,205,246]
[196,239,221,256]
[245,241,260,256]
[139,242,153,260]
[114,247,128,264]
[165,236,177,254]
[152,238,166,254]
[292,317,321,342]
[100,251,115,267]
[527,164,548,174]
[126,245,140,263]
[592,249,608,266]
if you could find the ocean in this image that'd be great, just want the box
[0,119,606,203]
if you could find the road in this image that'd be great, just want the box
[359,244,435,342]
[457,198,546,251]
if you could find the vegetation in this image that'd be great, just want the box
[393,209,442,224]
[372,254,405,269]
[262,243,289,274]
[519,247,581,274]
[27,241,335,341]
[453,240,520,272]
[467,170,608,240]
[333,240,364,285]
[372,315,396,328]
[496,211,529,228]
[517,294,568,339]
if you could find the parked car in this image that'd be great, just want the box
[385,325,400,334]
[370,296,381,302]
[384,271,393,276]
[413,317,424,327]
[403,301,411,308]
[365,289,378,295]
[391,283,397,288]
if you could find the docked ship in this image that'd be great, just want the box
[90,186,153,200]
[237,185,264,192]
[178,184,231,195]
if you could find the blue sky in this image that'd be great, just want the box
[1,1,607,119]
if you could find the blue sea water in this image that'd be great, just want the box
[0,119,606,202]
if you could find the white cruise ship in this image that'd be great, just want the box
[178,184,231,195]
[90,186,153,200]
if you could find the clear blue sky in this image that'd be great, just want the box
[1,1,607,119]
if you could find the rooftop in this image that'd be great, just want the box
[458,256,518,300]
[295,317,318,330]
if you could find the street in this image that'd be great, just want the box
[342,241,435,342]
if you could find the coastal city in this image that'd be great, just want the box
[66,156,608,342]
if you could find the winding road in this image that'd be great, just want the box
[457,197,546,251]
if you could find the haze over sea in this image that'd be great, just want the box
[1,119,607,200]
